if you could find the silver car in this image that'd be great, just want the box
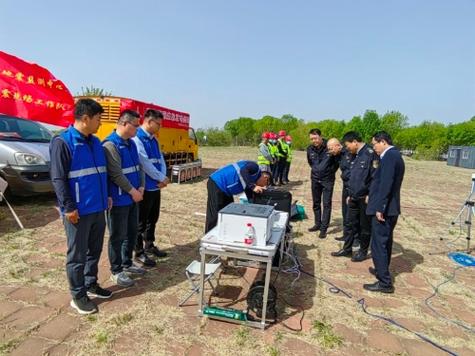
[0,114,54,196]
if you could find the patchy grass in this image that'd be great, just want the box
[311,319,343,349]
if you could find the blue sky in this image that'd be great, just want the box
[1,0,474,128]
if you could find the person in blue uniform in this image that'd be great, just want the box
[332,131,378,262]
[364,131,405,293]
[103,110,146,288]
[132,109,169,267]
[205,160,271,233]
[50,98,112,315]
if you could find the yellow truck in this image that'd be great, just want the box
[75,96,199,169]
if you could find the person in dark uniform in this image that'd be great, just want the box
[205,160,271,233]
[307,129,340,239]
[364,131,405,293]
[334,145,355,243]
[332,131,378,261]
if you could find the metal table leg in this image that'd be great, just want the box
[198,248,206,314]
[260,257,272,329]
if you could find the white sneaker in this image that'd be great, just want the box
[110,271,135,287]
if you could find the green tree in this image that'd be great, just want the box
[380,111,409,137]
[76,85,112,96]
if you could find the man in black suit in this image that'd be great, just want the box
[364,131,405,293]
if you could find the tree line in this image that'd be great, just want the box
[195,110,475,160]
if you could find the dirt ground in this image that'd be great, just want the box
[0,146,474,356]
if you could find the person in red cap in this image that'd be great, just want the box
[268,133,278,184]
[283,135,293,183]
[276,130,289,185]
[257,132,273,174]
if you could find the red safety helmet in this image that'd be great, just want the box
[261,132,270,139]
[286,135,292,141]
[279,130,286,137]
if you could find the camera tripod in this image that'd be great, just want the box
[430,174,475,256]
[450,191,474,254]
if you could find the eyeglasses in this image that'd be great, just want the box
[126,122,140,128]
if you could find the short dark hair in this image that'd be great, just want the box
[342,131,362,143]
[74,99,104,120]
[118,109,140,124]
[144,109,163,120]
[372,131,393,145]
[309,128,322,136]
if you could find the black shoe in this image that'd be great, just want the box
[308,225,321,232]
[334,236,346,241]
[363,281,394,294]
[145,245,168,258]
[351,251,368,262]
[368,267,377,276]
[87,284,113,299]
[331,249,352,257]
[319,231,327,239]
[70,295,97,315]
[135,253,157,267]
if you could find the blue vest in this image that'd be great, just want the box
[210,160,261,196]
[60,126,108,216]
[103,131,141,207]
[136,127,163,191]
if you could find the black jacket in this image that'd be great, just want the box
[306,141,339,182]
[366,147,405,216]
[339,147,354,188]
[348,144,379,199]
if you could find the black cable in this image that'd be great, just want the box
[424,266,475,334]
[357,298,458,356]
[298,266,459,356]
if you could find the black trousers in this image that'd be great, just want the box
[370,215,398,288]
[276,158,287,183]
[283,162,291,182]
[343,197,371,253]
[271,163,278,184]
[64,211,105,299]
[136,189,161,255]
[341,187,352,239]
[205,179,233,233]
[311,179,334,232]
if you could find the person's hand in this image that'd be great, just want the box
[365,196,369,204]
[376,211,385,222]
[130,188,143,203]
[346,196,351,205]
[138,187,145,194]
[108,197,113,210]
[253,185,266,194]
[65,209,79,224]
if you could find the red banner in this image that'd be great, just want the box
[0,51,74,127]
[119,98,190,130]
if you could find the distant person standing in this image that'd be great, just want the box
[268,133,278,184]
[103,110,146,288]
[307,130,340,239]
[364,131,405,293]
[50,98,112,315]
[132,109,169,267]
[257,132,273,174]
[283,135,293,184]
[276,130,289,185]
